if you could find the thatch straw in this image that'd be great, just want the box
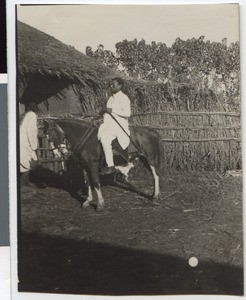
[17,21,126,107]
[17,21,117,88]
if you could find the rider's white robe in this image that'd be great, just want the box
[20,111,38,173]
[98,90,131,150]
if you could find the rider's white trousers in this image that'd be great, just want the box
[100,135,116,167]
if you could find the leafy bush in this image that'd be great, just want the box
[86,37,240,112]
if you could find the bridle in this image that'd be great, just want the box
[45,121,71,159]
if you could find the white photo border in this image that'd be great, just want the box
[7,1,246,299]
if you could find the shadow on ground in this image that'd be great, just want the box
[30,162,152,203]
[30,164,89,201]
[18,232,243,296]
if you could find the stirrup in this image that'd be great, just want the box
[101,166,116,175]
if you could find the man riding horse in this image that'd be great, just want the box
[98,77,131,175]
[43,77,161,210]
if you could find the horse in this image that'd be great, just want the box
[43,118,162,211]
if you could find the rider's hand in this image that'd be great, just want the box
[99,108,108,117]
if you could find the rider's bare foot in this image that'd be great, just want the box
[101,166,115,175]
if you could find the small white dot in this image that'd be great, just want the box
[189,257,198,267]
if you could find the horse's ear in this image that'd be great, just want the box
[43,120,51,134]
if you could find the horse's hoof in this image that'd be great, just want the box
[82,199,91,208]
[151,195,159,205]
[82,203,89,209]
[96,204,104,212]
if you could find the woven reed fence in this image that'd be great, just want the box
[37,111,241,173]
[37,120,66,173]
[130,111,241,172]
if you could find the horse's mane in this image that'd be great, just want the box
[56,118,94,128]
[56,119,99,137]
[130,124,158,134]
[54,122,65,136]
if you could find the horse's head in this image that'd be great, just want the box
[43,120,70,158]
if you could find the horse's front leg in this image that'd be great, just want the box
[150,165,160,200]
[90,163,105,212]
[82,169,93,209]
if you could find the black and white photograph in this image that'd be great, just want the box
[13,2,242,298]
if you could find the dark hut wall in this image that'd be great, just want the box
[19,74,74,102]
[37,87,83,115]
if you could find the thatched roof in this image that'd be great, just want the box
[17,21,119,105]
[17,21,175,116]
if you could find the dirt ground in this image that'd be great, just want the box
[18,167,243,296]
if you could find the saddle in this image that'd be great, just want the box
[111,139,129,164]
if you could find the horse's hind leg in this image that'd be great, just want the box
[150,165,160,200]
[90,163,105,212]
[82,169,93,209]
[95,184,104,212]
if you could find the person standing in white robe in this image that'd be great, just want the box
[20,102,38,185]
[98,77,131,174]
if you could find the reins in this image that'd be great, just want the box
[73,118,97,153]
[107,112,144,155]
